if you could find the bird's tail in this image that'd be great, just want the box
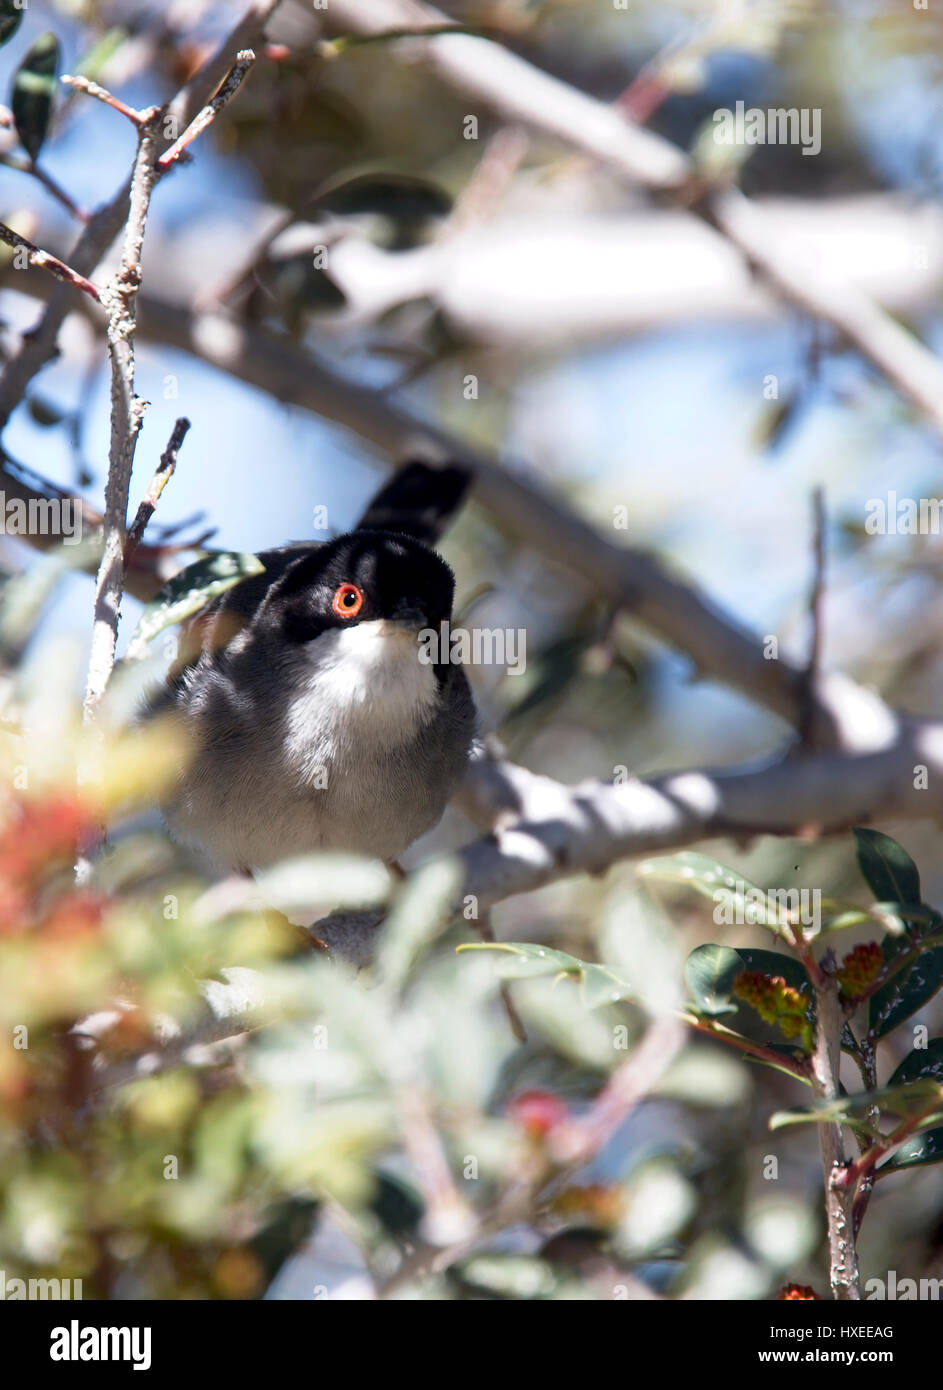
[355,459,471,545]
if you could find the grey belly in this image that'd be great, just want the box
[164,735,456,870]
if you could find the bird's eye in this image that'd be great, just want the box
[332,583,364,618]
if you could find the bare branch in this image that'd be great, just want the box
[456,714,936,915]
[158,49,257,170]
[706,188,943,444]
[323,0,943,449]
[124,416,191,567]
[0,222,101,299]
[0,0,281,433]
[60,75,147,127]
[83,108,163,723]
[321,0,689,189]
[808,962,860,1299]
[0,154,89,221]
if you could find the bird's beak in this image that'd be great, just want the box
[387,601,431,632]
[370,616,428,639]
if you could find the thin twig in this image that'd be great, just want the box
[61,74,147,127]
[394,1076,475,1246]
[683,1013,810,1081]
[474,909,527,1044]
[551,1016,686,1165]
[0,0,279,434]
[0,155,89,221]
[0,222,101,299]
[158,49,257,169]
[123,416,190,567]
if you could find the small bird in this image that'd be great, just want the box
[148,462,476,873]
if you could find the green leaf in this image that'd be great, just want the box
[124,551,264,659]
[457,942,634,1009]
[12,32,59,162]
[770,1078,943,1132]
[0,1,24,49]
[458,1254,556,1300]
[684,943,812,1052]
[868,944,943,1039]
[579,962,635,1010]
[638,852,794,939]
[684,944,742,1017]
[888,1038,943,1088]
[881,1127,943,1173]
[853,828,920,907]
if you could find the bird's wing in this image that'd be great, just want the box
[170,543,322,680]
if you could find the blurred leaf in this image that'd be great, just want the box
[0,536,102,658]
[13,32,59,162]
[321,26,494,58]
[26,395,67,427]
[600,886,681,1016]
[124,551,264,658]
[652,1049,750,1107]
[255,853,391,915]
[311,172,451,250]
[853,828,920,906]
[73,26,128,80]
[458,941,633,1009]
[752,388,805,455]
[616,1158,695,1259]
[458,1253,556,1299]
[0,1,22,49]
[638,852,792,939]
[375,856,461,990]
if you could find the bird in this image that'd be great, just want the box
[146,461,476,874]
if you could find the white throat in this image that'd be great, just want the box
[284,620,439,781]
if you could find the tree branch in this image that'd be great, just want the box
[83,109,163,722]
[322,0,943,449]
[0,0,280,433]
[0,222,101,299]
[124,415,191,567]
[808,959,860,1299]
[158,49,257,169]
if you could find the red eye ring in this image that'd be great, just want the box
[332,583,364,619]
